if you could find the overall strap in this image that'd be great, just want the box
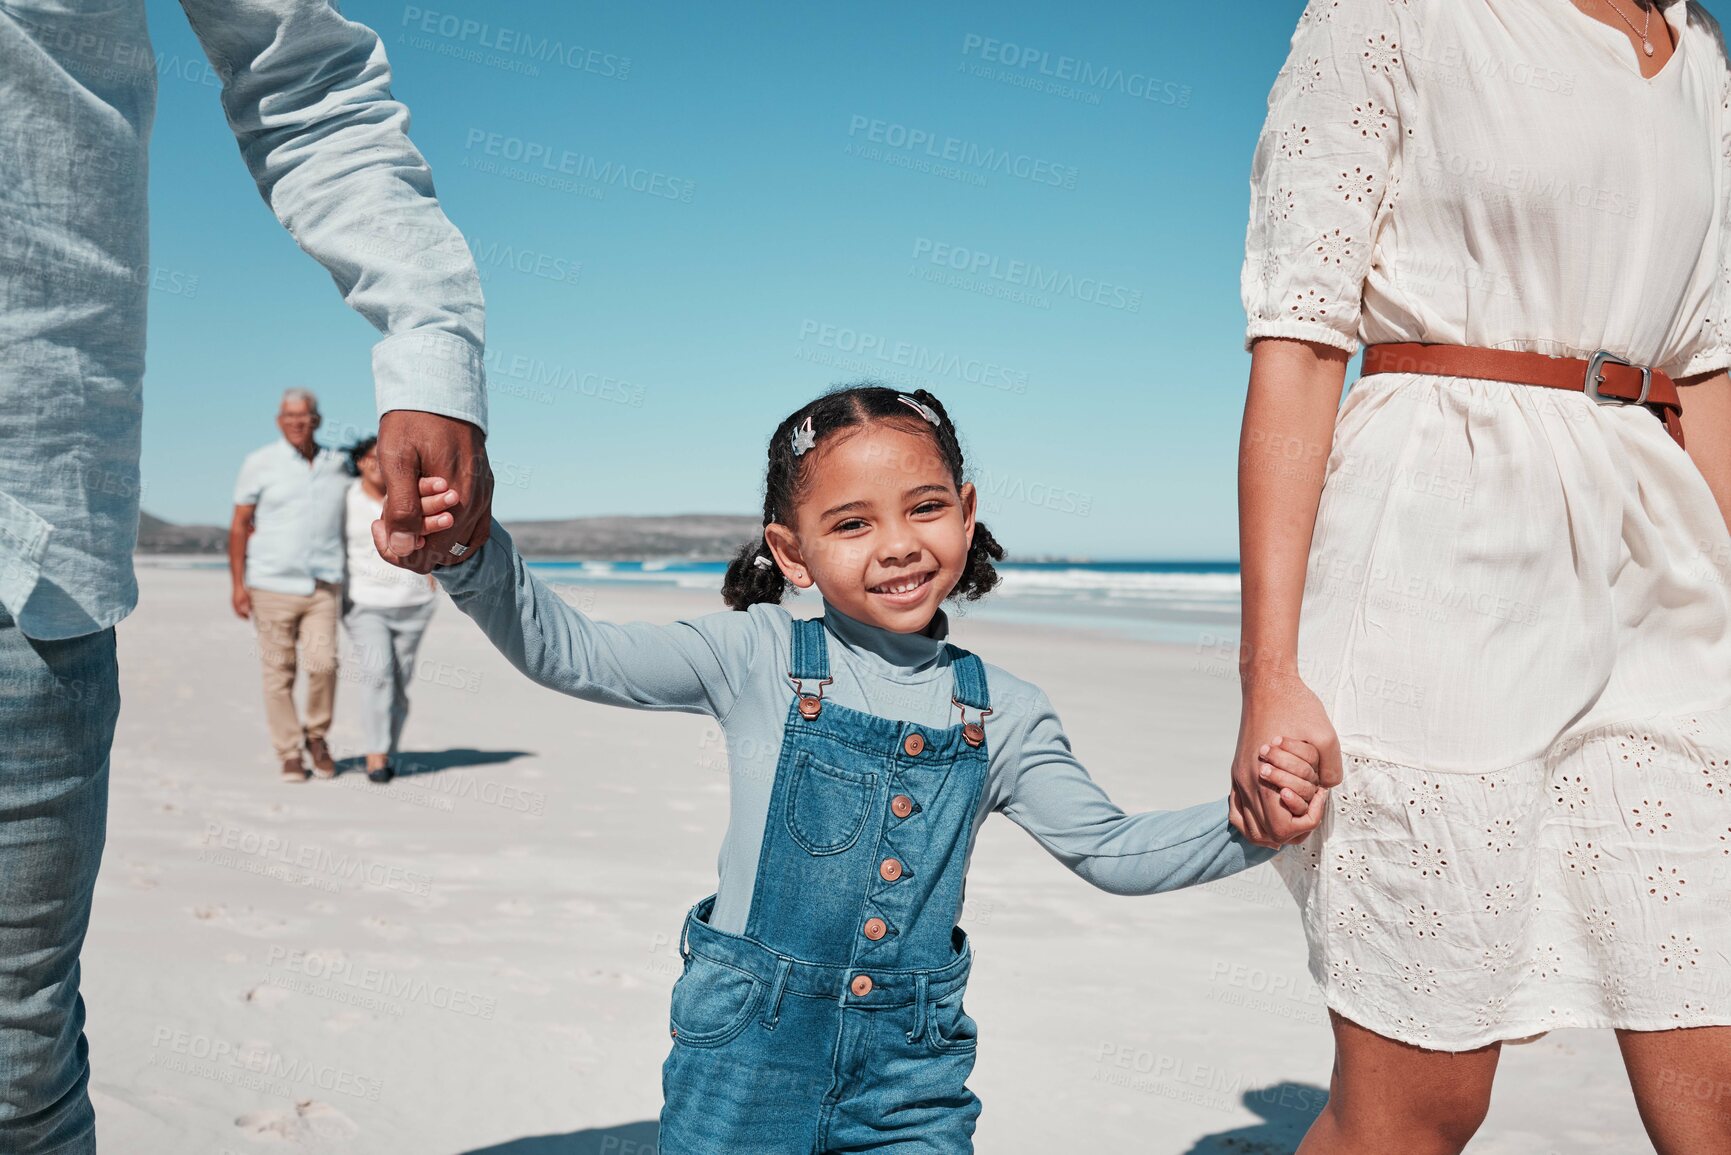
[789,616,831,681]
[945,644,991,711]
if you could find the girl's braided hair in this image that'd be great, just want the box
[721,383,1005,611]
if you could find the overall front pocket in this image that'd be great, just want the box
[785,751,877,855]
[668,954,763,1049]
[923,987,980,1055]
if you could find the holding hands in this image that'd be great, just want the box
[1230,670,1341,849]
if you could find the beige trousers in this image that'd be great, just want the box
[248,581,340,761]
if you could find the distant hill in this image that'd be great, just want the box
[136,510,764,560]
[137,511,228,554]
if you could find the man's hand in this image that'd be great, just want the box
[376,410,494,573]
[231,585,252,620]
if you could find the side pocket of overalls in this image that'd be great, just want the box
[668,954,764,1049]
[785,750,877,856]
[923,986,979,1055]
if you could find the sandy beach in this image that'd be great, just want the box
[83,563,1653,1154]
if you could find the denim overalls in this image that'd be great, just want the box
[659,616,993,1153]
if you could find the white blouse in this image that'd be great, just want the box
[1242,0,1731,383]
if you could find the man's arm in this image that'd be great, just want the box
[229,504,256,619]
[177,0,493,568]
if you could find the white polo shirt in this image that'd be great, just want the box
[233,438,351,595]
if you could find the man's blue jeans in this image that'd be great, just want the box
[0,602,118,1155]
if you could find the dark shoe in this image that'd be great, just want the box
[281,757,310,783]
[306,735,337,778]
[366,761,394,784]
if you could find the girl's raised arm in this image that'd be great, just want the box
[995,685,1279,895]
[434,517,762,719]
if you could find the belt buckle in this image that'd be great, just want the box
[1585,350,1650,406]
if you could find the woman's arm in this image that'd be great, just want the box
[996,687,1296,895]
[434,517,760,718]
[1680,373,1731,532]
[1232,340,1346,847]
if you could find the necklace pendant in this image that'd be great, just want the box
[1642,38,1654,56]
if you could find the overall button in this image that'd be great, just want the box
[851,974,874,997]
[879,857,903,882]
[890,794,915,819]
[863,917,887,940]
[903,732,926,757]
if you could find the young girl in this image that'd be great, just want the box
[407,384,1320,1152]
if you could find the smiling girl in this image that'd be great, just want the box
[414,383,1320,1152]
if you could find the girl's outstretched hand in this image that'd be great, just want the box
[1256,736,1322,817]
[371,476,461,559]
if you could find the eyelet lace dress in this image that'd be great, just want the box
[1243,0,1731,1050]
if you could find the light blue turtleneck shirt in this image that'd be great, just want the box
[436,518,1272,934]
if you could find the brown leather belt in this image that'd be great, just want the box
[1360,343,1685,449]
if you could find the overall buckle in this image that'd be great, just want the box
[789,675,833,719]
[1585,350,1651,406]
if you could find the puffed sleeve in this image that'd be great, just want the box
[1242,0,1411,355]
[1677,35,1731,380]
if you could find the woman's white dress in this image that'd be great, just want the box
[1243,0,1731,1050]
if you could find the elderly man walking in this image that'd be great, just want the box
[230,389,354,782]
[1,2,494,1151]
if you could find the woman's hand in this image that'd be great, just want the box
[1230,668,1341,848]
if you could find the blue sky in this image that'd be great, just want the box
[141,0,1322,560]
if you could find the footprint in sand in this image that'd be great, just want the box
[234,1099,359,1143]
[241,983,293,1009]
[360,916,411,941]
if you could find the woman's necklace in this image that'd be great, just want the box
[1601,0,1655,56]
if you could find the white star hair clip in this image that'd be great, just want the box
[790,415,817,456]
[897,395,941,425]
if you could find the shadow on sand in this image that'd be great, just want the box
[460,1120,658,1154]
[332,746,531,779]
[1181,1080,1329,1154]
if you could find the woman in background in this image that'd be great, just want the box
[342,436,438,783]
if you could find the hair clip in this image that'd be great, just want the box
[897,395,941,425]
[791,415,817,456]
[753,554,775,570]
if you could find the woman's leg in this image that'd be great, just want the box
[1298,1011,1502,1155]
[1617,1026,1731,1154]
[340,606,394,760]
[385,604,434,756]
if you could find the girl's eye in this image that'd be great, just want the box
[835,518,867,532]
[914,501,945,515]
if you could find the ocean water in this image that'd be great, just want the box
[527,559,1243,646]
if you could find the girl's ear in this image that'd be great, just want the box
[763,521,813,588]
[959,482,977,548]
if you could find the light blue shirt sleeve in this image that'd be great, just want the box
[176,0,489,432]
[434,519,761,719]
[995,688,1276,895]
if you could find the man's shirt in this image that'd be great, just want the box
[234,439,351,595]
[0,0,488,639]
